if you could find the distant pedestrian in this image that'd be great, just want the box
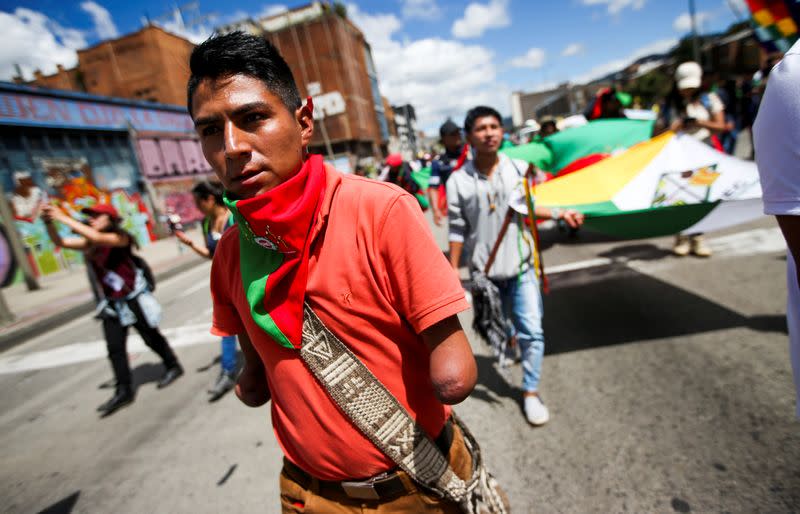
[41,203,183,416]
[753,39,800,418]
[381,153,429,210]
[447,105,584,426]
[188,32,507,513]
[585,87,627,120]
[538,117,558,138]
[175,181,239,401]
[428,119,465,226]
[657,62,730,258]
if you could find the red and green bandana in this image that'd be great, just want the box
[223,154,327,349]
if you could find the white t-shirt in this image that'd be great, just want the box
[753,39,800,418]
[683,92,724,143]
[753,39,800,216]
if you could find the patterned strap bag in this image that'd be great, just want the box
[300,304,510,514]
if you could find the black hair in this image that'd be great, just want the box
[464,106,502,135]
[665,83,702,115]
[192,180,224,205]
[95,217,139,250]
[439,119,461,138]
[187,31,302,116]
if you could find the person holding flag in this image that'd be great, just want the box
[447,106,584,426]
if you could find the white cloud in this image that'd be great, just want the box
[0,8,87,80]
[581,0,646,15]
[402,0,442,20]
[260,4,289,18]
[80,1,118,39]
[451,0,510,39]
[561,43,584,57]
[349,3,509,132]
[348,4,402,51]
[155,7,213,44]
[673,11,713,33]
[571,37,677,84]
[509,48,546,69]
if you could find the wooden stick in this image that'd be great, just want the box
[484,206,514,275]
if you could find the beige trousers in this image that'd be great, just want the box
[279,423,472,514]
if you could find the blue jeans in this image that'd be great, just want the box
[493,268,545,392]
[221,335,238,374]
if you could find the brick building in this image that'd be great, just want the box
[25,3,391,169]
[24,25,194,107]
[217,2,390,168]
[0,82,209,281]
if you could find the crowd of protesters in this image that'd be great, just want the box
[29,21,799,512]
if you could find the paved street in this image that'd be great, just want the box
[1,215,798,514]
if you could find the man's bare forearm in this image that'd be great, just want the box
[449,241,463,270]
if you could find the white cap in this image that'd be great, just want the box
[524,119,540,131]
[675,61,702,90]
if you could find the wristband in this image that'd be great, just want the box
[550,207,563,220]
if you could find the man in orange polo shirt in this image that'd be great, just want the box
[188,32,486,512]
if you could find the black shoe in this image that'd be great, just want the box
[208,371,236,402]
[98,386,134,417]
[157,364,184,389]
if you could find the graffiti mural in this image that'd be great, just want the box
[7,158,154,277]
[153,178,204,225]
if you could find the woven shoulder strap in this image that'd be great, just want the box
[300,304,508,513]
[300,305,468,498]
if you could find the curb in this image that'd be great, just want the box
[0,258,205,354]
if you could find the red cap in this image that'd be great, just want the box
[82,204,120,221]
[386,153,403,167]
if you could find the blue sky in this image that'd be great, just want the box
[1,0,749,131]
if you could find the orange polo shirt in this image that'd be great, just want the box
[210,167,470,481]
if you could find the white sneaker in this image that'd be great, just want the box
[524,394,550,426]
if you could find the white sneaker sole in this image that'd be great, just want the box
[527,411,550,426]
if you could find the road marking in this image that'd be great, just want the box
[545,227,785,276]
[546,258,612,275]
[706,227,786,257]
[180,280,212,297]
[0,323,215,375]
[2,229,783,375]
[187,307,214,324]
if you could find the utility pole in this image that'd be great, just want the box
[0,283,12,325]
[0,182,39,291]
[689,0,702,64]
[318,120,336,162]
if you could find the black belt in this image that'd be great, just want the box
[283,417,454,501]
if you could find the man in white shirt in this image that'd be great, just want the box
[753,39,800,418]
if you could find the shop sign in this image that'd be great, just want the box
[0,91,194,133]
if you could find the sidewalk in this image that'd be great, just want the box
[0,227,207,352]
